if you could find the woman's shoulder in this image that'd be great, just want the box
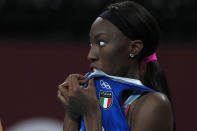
[140,92,171,106]
[128,92,174,131]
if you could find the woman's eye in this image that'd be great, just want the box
[98,41,106,47]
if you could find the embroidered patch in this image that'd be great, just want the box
[100,80,111,89]
[99,91,113,109]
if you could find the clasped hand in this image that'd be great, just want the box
[57,74,100,121]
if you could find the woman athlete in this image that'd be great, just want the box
[58,1,175,131]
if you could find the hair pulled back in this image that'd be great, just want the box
[104,2,176,130]
[105,1,171,100]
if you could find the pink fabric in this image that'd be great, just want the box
[124,104,131,115]
[144,53,157,64]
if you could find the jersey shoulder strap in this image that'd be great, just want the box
[123,90,143,115]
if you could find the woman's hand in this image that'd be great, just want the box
[57,74,100,120]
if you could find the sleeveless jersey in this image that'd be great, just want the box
[80,71,155,131]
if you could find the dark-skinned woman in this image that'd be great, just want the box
[58,1,175,131]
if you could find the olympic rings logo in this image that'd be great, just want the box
[100,80,111,89]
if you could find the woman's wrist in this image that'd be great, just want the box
[63,113,79,131]
[83,107,102,131]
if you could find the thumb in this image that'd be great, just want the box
[87,78,96,90]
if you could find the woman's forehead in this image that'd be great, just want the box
[90,17,120,37]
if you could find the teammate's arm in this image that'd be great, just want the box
[0,120,3,131]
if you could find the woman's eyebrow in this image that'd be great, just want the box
[94,33,108,40]
[89,32,109,42]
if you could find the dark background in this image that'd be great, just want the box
[0,0,196,43]
[0,0,197,131]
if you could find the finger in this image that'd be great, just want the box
[78,79,86,85]
[59,81,69,88]
[58,85,68,98]
[87,78,96,91]
[67,74,85,80]
[69,75,80,91]
[74,74,85,80]
[57,91,68,105]
[64,74,85,86]
[88,78,95,86]
[58,79,69,94]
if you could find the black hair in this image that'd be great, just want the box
[105,0,170,99]
[105,1,175,130]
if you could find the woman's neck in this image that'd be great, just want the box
[125,63,140,80]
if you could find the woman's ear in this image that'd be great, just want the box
[128,40,143,56]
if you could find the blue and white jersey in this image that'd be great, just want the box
[81,71,155,131]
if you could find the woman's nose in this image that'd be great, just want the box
[87,45,99,62]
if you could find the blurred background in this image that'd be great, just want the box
[0,0,196,130]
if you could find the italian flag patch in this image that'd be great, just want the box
[99,91,113,109]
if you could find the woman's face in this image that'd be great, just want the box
[88,17,132,77]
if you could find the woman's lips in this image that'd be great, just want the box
[90,63,99,72]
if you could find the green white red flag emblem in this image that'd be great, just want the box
[99,91,113,109]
